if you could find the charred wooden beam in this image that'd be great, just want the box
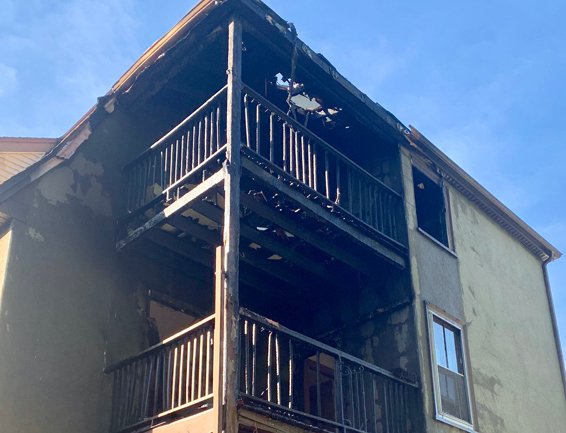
[241,193,377,275]
[185,200,341,289]
[241,159,406,269]
[116,170,224,250]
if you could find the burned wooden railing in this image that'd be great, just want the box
[106,315,215,433]
[241,85,405,246]
[125,86,228,215]
[240,309,418,433]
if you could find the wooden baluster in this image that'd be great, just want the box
[275,334,281,405]
[307,139,313,188]
[336,159,341,205]
[185,130,191,174]
[256,102,261,154]
[282,124,287,172]
[267,331,273,402]
[178,343,184,407]
[244,94,251,147]
[191,335,197,401]
[301,136,307,183]
[269,113,275,162]
[172,346,178,409]
[316,351,322,416]
[324,151,330,200]
[313,143,318,192]
[216,105,222,150]
[204,114,209,160]
[168,143,174,191]
[191,125,197,170]
[206,328,212,395]
[244,320,250,394]
[210,110,215,156]
[199,120,204,165]
[289,127,294,175]
[198,331,204,398]
[294,131,300,180]
[189,337,193,403]
[252,322,257,396]
[288,340,294,409]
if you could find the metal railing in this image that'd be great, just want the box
[242,85,405,246]
[240,309,418,433]
[125,86,228,214]
[106,315,215,432]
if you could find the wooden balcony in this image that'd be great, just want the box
[119,84,407,268]
[105,310,419,433]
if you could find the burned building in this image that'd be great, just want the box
[0,1,564,433]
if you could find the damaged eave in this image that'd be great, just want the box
[237,0,409,143]
[0,106,97,204]
[0,0,224,205]
[406,126,561,262]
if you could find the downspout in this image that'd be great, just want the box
[542,255,566,399]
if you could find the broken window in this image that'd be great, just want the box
[427,305,474,431]
[412,166,450,247]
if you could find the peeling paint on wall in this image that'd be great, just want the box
[36,153,112,217]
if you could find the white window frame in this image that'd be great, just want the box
[426,304,475,432]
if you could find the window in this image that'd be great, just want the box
[412,166,450,247]
[427,305,475,431]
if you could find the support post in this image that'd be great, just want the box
[213,246,224,433]
[222,15,242,433]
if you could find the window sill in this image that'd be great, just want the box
[435,413,476,433]
[417,227,458,258]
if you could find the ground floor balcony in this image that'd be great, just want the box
[106,309,419,433]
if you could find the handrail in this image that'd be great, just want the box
[240,308,416,388]
[107,314,215,433]
[105,314,215,373]
[124,86,227,214]
[125,85,228,169]
[242,84,402,200]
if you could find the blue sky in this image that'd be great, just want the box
[1,0,565,356]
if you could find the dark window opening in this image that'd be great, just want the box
[413,167,449,246]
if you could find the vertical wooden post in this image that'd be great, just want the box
[213,246,224,433]
[222,15,242,433]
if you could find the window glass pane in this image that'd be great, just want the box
[438,366,471,422]
[444,327,460,373]
[433,321,447,368]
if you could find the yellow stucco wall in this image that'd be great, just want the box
[401,148,566,433]
[450,187,566,433]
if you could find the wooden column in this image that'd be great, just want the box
[213,246,224,433]
[222,15,242,433]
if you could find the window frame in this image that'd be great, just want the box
[412,162,455,251]
[426,303,476,432]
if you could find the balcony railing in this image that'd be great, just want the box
[125,86,228,214]
[123,84,405,247]
[106,315,215,433]
[241,85,405,246]
[240,309,419,433]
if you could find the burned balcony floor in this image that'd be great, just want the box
[118,84,408,270]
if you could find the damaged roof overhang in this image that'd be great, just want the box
[407,126,561,262]
[0,0,560,263]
